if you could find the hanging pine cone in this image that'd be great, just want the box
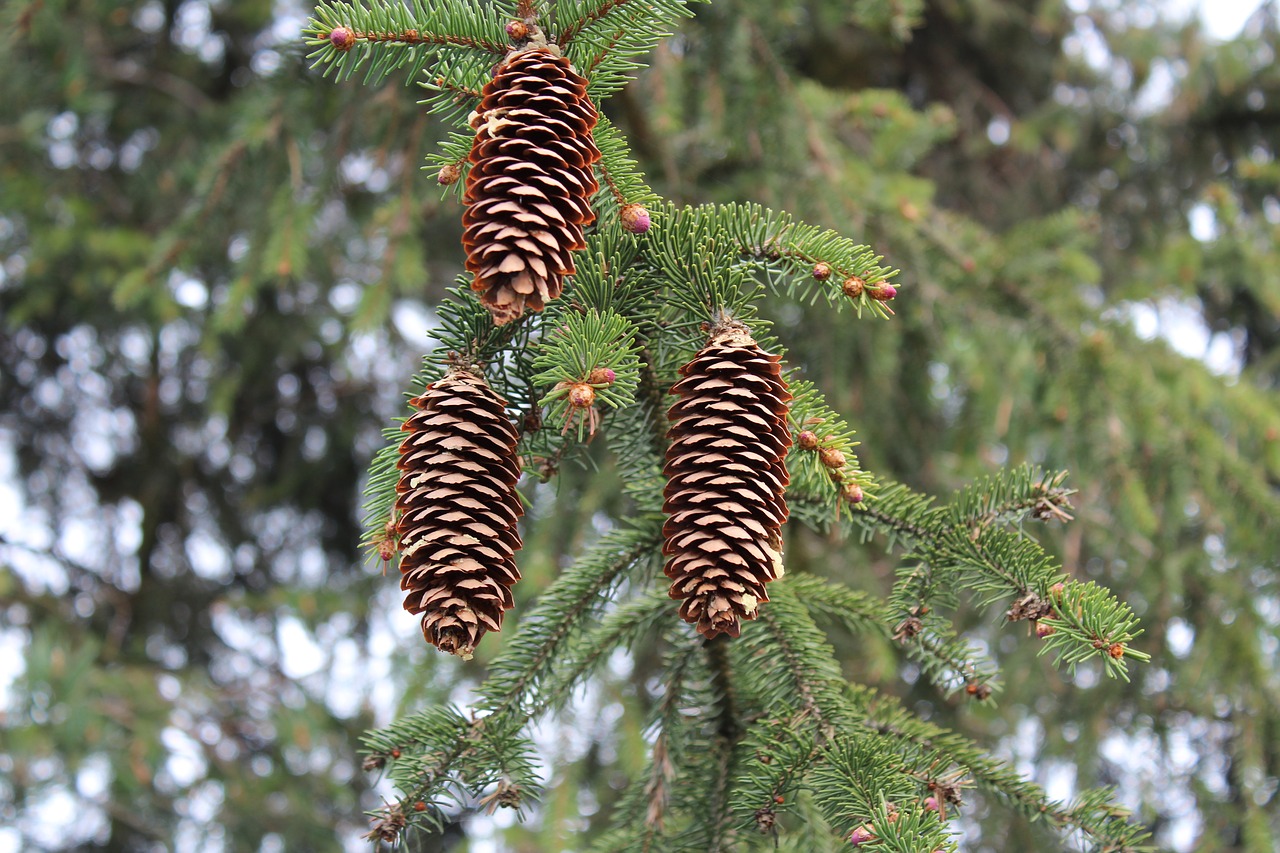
[662,321,792,638]
[395,367,524,658]
[462,45,601,326]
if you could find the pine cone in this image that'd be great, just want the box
[395,367,524,658]
[463,46,601,326]
[662,321,792,638]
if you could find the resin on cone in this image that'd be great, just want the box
[462,43,601,325]
[662,320,792,638]
[395,367,524,658]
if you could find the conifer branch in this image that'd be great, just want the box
[704,636,743,852]
[859,687,1154,850]
[477,521,664,720]
[526,591,670,719]
[306,0,512,85]
[556,0,633,45]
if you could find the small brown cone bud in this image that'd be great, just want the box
[567,383,596,408]
[842,482,864,504]
[819,446,846,470]
[797,430,819,450]
[965,682,992,700]
[812,263,832,281]
[505,20,529,40]
[871,283,898,301]
[1108,642,1125,659]
[328,26,356,51]
[463,48,601,325]
[841,276,864,299]
[395,367,524,658]
[1034,621,1056,639]
[662,320,792,638]
[437,163,462,186]
[587,366,616,385]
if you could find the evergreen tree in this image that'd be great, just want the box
[1,0,1276,851]
[305,0,1161,849]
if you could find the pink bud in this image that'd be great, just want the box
[872,283,897,301]
[328,27,356,51]
[587,367,616,386]
[848,824,875,845]
[620,203,651,235]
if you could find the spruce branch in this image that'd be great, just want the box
[306,0,511,86]
[555,0,635,45]
[531,308,642,440]
[848,470,1148,681]
[704,636,744,852]
[476,520,664,720]
[859,687,1154,851]
[525,590,670,719]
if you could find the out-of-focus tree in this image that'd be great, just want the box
[0,0,1276,851]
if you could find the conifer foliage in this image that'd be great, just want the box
[663,319,792,638]
[306,0,1153,849]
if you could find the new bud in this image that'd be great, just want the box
[568,383,596,408]
[620,203,651,234]
[329,26,356,51]
[819,446,846,470]
[437,163,462,186]
[587,367,616,386]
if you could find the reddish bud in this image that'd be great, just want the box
[413,801,427,812]
[1049,582,1066,599]
[505,20,529,40]
[774,795,785,804]
[1108,642,1125,659]
[849,824,876,845]
[841,276,865,299]
[871,283,898,301]
[620,203,651,234]
[328,26,356,51]
[812,263,832,281]
[965,683,992,700]
[567,383,596,408]
[842,482,864,504]
[1034,621,1056,639]
[437,163,461,186]
[797,430,819,450]
[587,367,616,386]
[924,796,941,813]
[390,749,401,759]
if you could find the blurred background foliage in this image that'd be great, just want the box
[1,0,1277,850]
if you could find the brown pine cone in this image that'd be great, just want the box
[395,367,524,658]
[463,46,601,325]
[662,321,792,638]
